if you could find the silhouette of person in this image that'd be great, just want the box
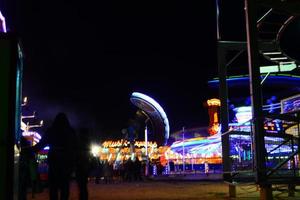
[133,158,142,181]
[75,128,90,200]
[33,112,78,200]
[18,136,32,200]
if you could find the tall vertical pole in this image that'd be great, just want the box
[216,0,221,40]
[218,45,230,179]
[218,44,236,196]
[145,125,149,176]
[0,34,18,200]
[216,0,235,196]
[216,0,231,182]
[244,0,272,199]
[182,127,185,173]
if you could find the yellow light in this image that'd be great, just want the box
[213,112,218,123]
[91,145,100,157]
[23,97,28,104]
[207,98,220,106]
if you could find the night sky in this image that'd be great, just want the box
[14,1,219,139]
[7,1,298,140]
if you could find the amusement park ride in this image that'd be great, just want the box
[21,97,43,146]
[1,0,300,199]
[216,0,300,199]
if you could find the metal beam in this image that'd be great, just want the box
[217,45,231,182]
[0,33,18,200]
[218,41,247,50]
[245,0,269,186]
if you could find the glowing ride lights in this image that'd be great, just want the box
[130,92,170,144]
[22,131,42,144]
[0,11,7,33]
[234,106,252,124]
[281,94,300,113]
[92,140,162,163]
[21,98,44,145]
[207,98,221,135]
[91,145,101,157]
[22,97,28,106]
[207,98,221,107]
[102,140,157,149]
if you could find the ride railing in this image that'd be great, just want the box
[225,110,300,182]
[265,134,298,179]
[264,111,300,182]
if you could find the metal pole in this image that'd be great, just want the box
[244,0,272,199]
[217,45,231,178]
[245,0,267,183]
[145,125,149,176]
[0,34,18,200]
[191,157,194,171]
[218,42,236,197]
[216,0,221,40]
[182,127,185,173]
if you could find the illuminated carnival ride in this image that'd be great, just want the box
[86,84,300,175]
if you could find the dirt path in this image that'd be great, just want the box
[28,180,300,200]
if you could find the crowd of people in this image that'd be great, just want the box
[18,112,152,200]
[18,112,90,200]
[90,157,144,184]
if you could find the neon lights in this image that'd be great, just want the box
[102,140,157,149]
[170,135,222,162]
[281,94,300,113]
[43,146,50,150]
[207,98,220,106]
[169,132,296,165]
[91,145,100,157]
[131,92,170,142]
[208,75,300,85]
[22,131,41,140]
[0,11,7,33]
[22,97,28,106]
[207,98,220,135]
[234,106,252,124]
[21,121,27,131]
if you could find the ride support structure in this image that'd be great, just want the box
[216,0,300,199]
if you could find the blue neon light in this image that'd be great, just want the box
[43,146,50,150]
[209,75,300,85]
[131,92,170,141]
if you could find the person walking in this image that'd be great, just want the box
[33,112,78,200]
[75,128,90,200]
[18,136,32,200]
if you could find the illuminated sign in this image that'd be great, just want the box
[102,140,158,149]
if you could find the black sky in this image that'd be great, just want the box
[0,0,295,139]
[17,1,220,139]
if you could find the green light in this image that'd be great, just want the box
[279,63,297,72]
[259,63,297,73]
[260,65,279,73]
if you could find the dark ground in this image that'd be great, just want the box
[27,179,300,200]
